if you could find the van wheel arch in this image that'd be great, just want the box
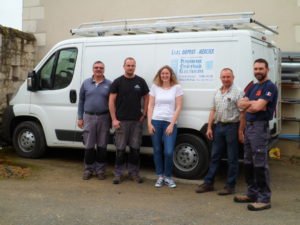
[12,121,46,158]
[173,133,209,179]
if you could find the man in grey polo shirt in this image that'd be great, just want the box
[78,60,111,180]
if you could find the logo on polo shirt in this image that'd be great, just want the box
[266,91,272,96]
[256,90,262,96]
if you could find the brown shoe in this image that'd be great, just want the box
[195,183,214,193]
[129,175,144,184]
[97,173,106,180]
[218,186,235,196]
[82,171,92,180]
[247,202,271,211]
[234,195,256,203]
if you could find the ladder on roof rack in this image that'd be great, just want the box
[70,12,278,37]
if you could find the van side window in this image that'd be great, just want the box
[39,48,78,90]
[53,49,77,89]
[40,55,55,89]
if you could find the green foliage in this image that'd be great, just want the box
[0,25,35,42]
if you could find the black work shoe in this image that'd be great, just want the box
[129,175,144,184]
[218,186,235,196]
[247,202,271,211]
[195,183,214,193]
[113,176,121,184]
[234,195,256,203]
[97,173,106,180]
[82,171,92,180]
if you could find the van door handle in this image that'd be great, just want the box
[69,89,77,103]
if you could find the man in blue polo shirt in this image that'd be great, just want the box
[78,61,111,180]
[235,58,278,211]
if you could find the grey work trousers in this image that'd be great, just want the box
[114,120,143,177]
[82,113,110,174]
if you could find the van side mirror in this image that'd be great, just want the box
[27,71,39,92]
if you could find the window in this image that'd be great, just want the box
[38,48,78,90]
[40,55,55,89]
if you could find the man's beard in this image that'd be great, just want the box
[126,71,134,76]
[255,73,266,81]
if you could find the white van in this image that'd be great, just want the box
[1,13,281,179]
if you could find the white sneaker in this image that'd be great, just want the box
[155,176,164,188]
[164,177,176,188]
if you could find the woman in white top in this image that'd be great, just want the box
[147,65,183,188]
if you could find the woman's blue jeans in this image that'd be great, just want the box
[151,120,177,177]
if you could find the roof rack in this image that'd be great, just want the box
[70,12,278,37]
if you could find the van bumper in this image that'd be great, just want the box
[0,105,15,144]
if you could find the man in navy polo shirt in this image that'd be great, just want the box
[234,58,278,211]
[78,61,111,180]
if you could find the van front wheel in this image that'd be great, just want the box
[12,121,46,158]
[173,134,209,179]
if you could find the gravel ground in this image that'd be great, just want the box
[0,147,299,225]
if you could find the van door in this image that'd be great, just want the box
[29,44,82,146]
[265,46,281,136]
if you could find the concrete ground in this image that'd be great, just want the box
[0,147,299,225]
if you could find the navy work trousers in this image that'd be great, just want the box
[244,121,271,203]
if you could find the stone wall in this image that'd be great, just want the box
[0,25,36,120]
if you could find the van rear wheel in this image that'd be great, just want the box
[12,121,46,158]
[173,134,209,179]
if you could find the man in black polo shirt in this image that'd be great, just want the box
[235,58,278,211]
[109,57,149,184]
[78,61,111,180]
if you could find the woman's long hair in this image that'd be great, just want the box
[153,65,178,87]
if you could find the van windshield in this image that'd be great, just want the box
[39,48,78,90]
